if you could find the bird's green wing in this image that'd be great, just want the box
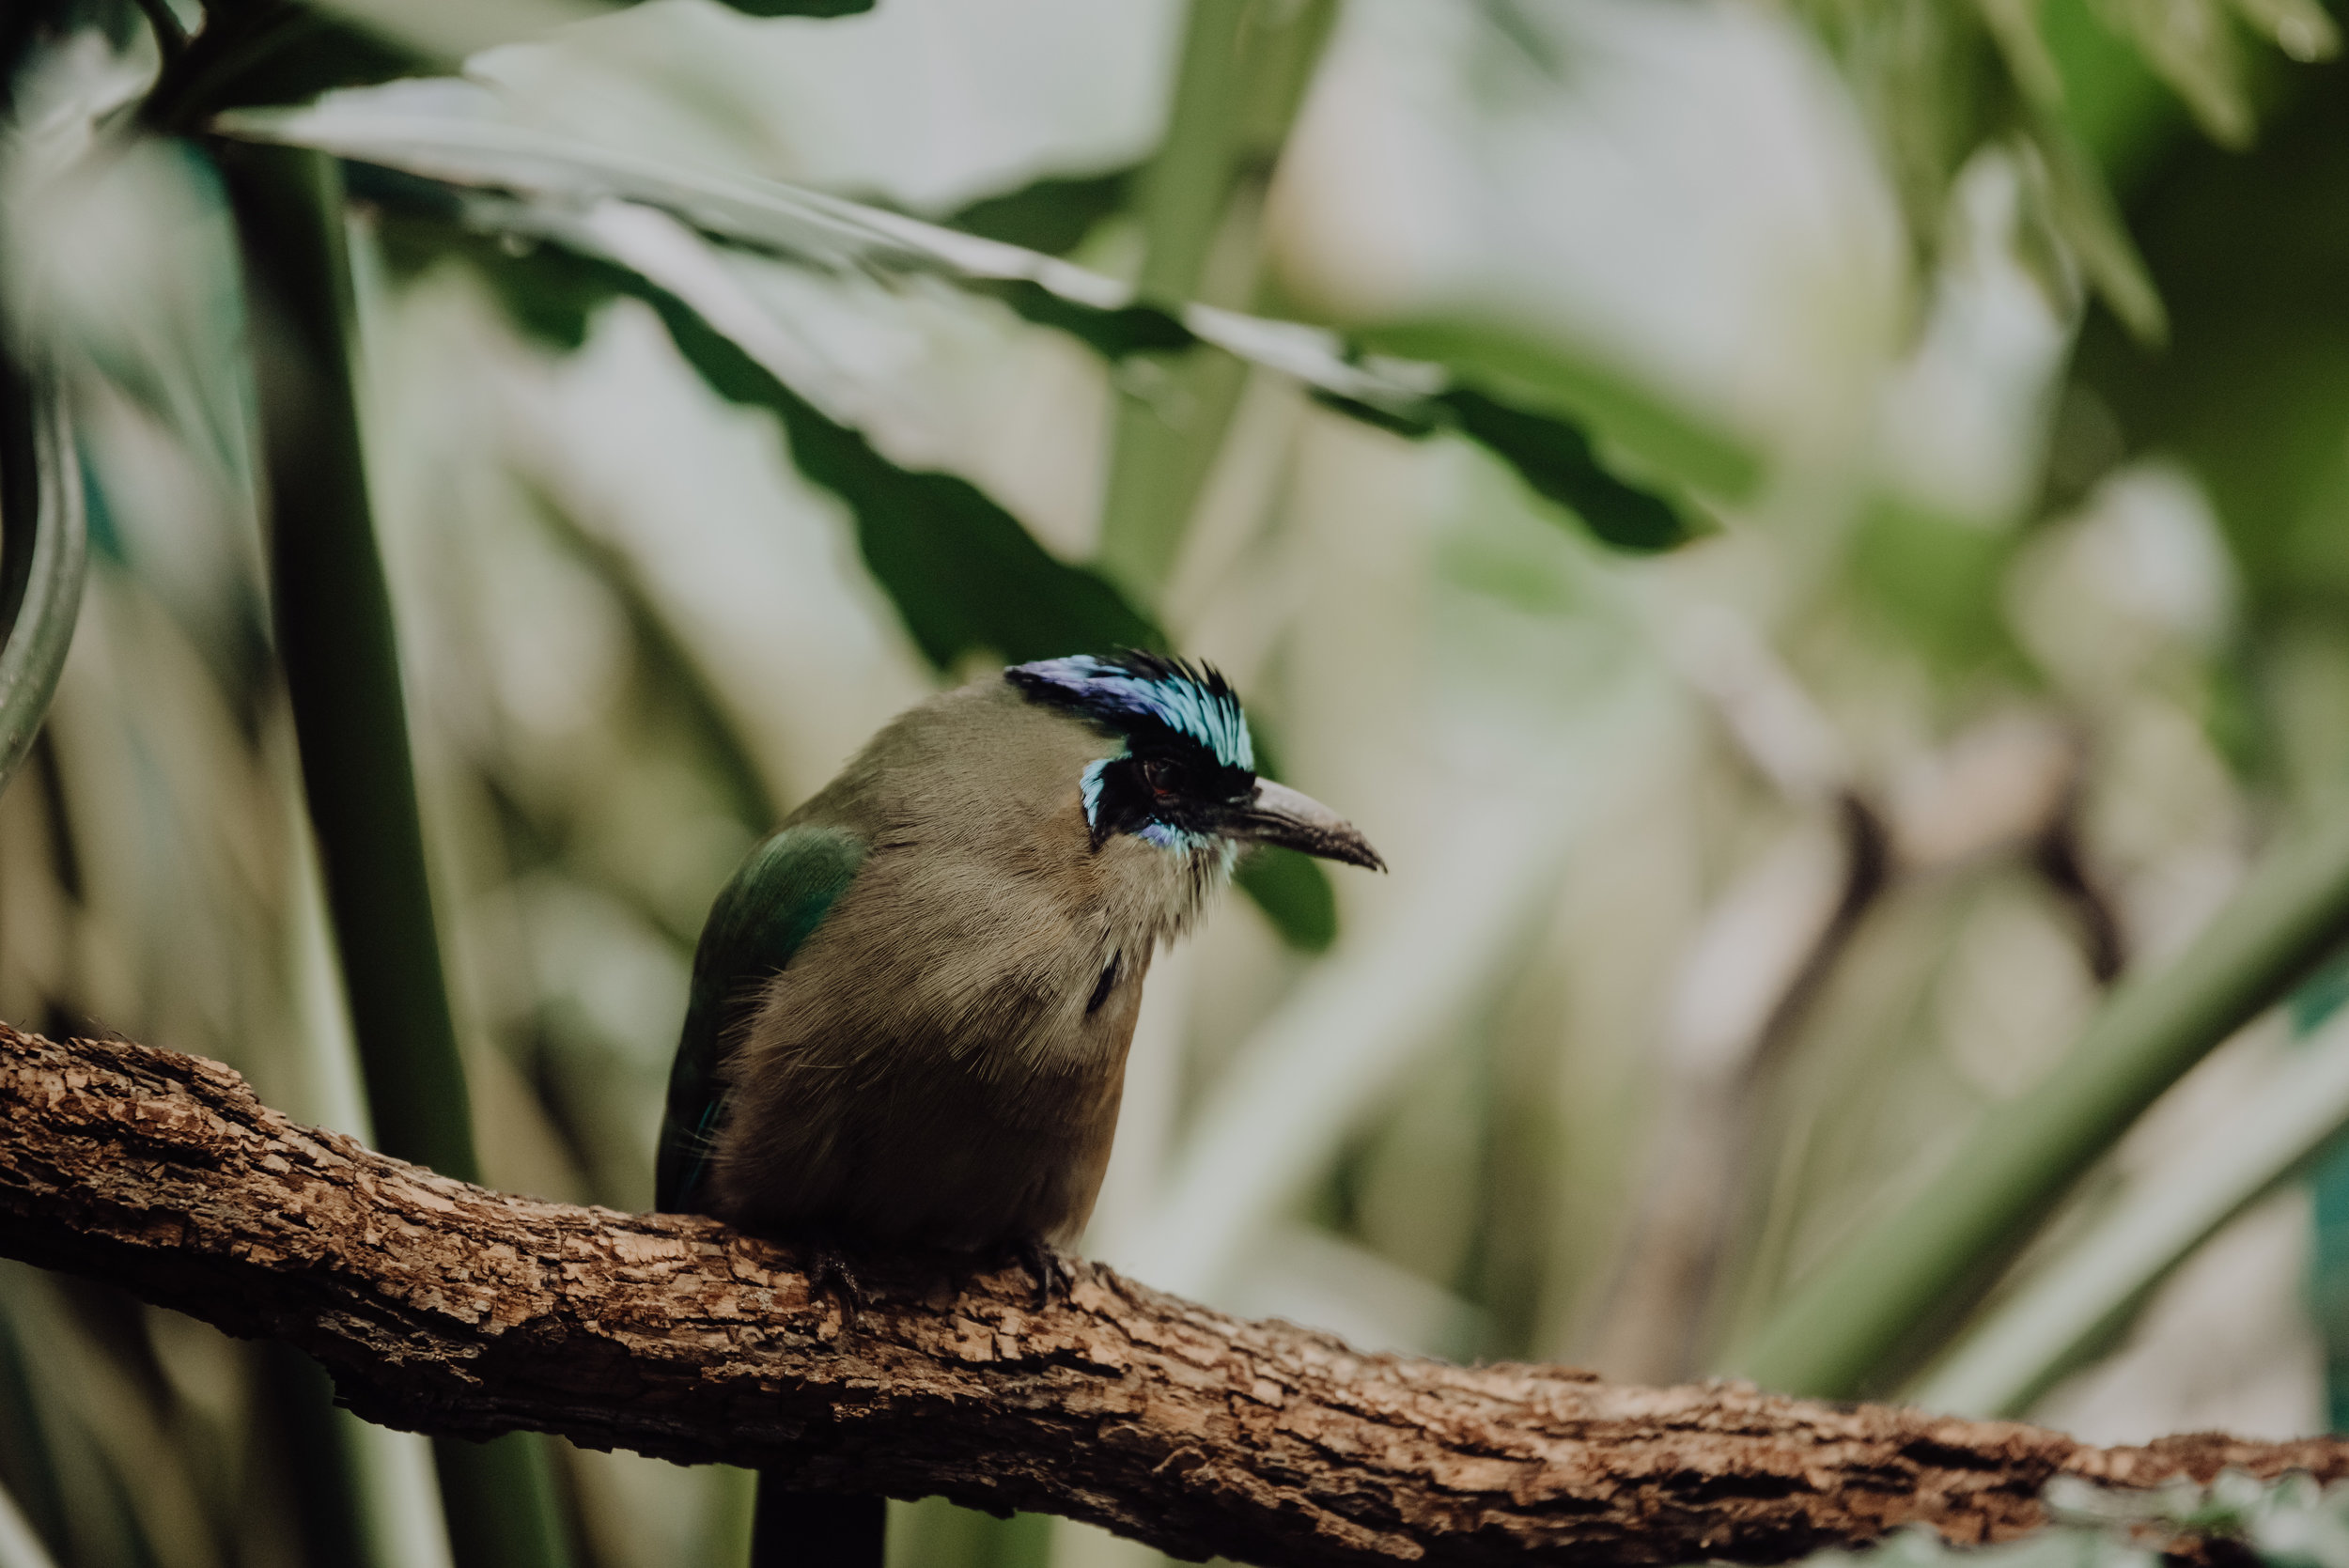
[656,823,867,1214]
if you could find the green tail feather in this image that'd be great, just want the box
[656,824,872,1566]
[656,824,866,1214]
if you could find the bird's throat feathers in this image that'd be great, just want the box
[1075,753,1238,948]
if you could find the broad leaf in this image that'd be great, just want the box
[703,0,873,13]
[215,93,1712,551]
[1235,849,1337,953]
[146,4,432,131]
[654,291,1158,670]
[153,0,874,130]
[946,166,1132,255]
[1439,389,1698,553]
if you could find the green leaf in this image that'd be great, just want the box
[2015,112,2167,346]
[702,0,874,13]
[1230,727,1340,952]
[1362,316,1766,504]
[2069,76,2349,609]
[641,284,1159,669]
[2097,0,2255,147]
[947,167,1133,255]
[420,194,1160,672]
[987,279,1193,360]
[371,209,621,351]
[2226,0,2340,63]
[149,0,879,130]
[146,4,432,131]
[1979,0,2070,109]
[2038,0,2186,182]
[1439,388,1705,552]
[1234,847,1337,953]
[1094,0,1328,596]
[213,96,1706,553]
[0,350,89,802]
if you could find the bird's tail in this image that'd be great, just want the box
[751,1474,885,1568]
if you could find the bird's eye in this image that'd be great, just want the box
[1143,758,1177,797]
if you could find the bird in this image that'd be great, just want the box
[655,650,1383,1568]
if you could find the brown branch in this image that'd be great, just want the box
[0,1022,2339,1568]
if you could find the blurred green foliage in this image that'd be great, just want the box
[8,1,2349,1567]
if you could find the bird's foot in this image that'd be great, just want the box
[801,1236,865,1331]
[1003,1236,1078,1312]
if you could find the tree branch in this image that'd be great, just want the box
[0,1022,2339,1568]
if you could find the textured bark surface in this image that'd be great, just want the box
[0,1021,2338,1568]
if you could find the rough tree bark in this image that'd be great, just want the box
[0,1021,2337,1568]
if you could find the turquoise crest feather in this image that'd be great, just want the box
[1006,652,1255,772]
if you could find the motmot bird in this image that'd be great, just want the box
[654,652,1383,1567]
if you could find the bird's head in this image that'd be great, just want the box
[1005,652,1385,873]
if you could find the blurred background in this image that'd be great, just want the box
[6,0,2349,1563]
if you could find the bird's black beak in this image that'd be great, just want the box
[1222,780,1386,872]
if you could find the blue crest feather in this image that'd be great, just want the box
[1006,652,1255,771]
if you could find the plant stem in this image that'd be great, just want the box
[261,1343,386,1568]
[215,140,573,1568]
[128,0,189,66]
[1137,0,1252,308]
[217,142,474,1183]
[1910,1001,2349,1417]
[1723,801,2349,1397]
[1094,0,1333,603]
[0,291,89,802]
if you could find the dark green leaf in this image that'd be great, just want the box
[1311,382,1707,551]
[1439,387,1704,551]
[147,4,430,132]
[1361,317,1763,503]
[219,105,1708,555]
[948,167,1134,255]
[350,165,621,351]
[1304,388,1439,441]
[471,239,622,352]
[701,0,874,13]
[1234,727,1339,951]
[2072,66,2349,609]
[636,284,1160,669]
[1235,846,1337,953]
[987,280,1193,359]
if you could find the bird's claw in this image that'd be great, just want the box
[1006,1236,1078,1311]
[802,1237,865,1331]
